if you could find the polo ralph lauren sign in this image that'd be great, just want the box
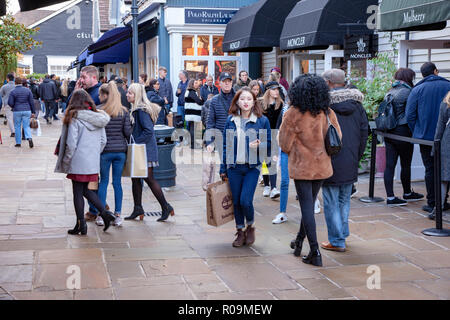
[185,9,237,25]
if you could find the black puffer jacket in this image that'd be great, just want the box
[39,79,58,101]
[324,88,369,186]
[386,80,411,126]
[101,108,132,154]
[30,83,40,100]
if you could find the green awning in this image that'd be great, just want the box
[379,0,450,31]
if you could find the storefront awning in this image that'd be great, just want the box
[88,27,132,54]
[379,0,450,31]
[280,0,377,51]
[223,0,299,52]
[86,38,130,66]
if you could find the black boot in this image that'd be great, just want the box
[302,248,323,267]
[99,210,115,231]
[157,203,174,222]
[125,205,145,221]
[68,219,87,235]
[290,234,304,257]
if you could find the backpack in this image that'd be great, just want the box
[375,94,397,131]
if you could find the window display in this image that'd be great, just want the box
[183,35,195,56]
[198,35,210,56]
[185,60,209,80]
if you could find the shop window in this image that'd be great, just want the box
[184,60,208,80]
[213,36,224,56]
[183,35,195,56]
[49,65,73,79]
[197,35,210,56]
[214,60,236,86]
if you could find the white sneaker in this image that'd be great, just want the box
[314,199,321,214]
[95,215,104,226]
[272,213,287,224]
[258,176,264,186]
[270,188,280,199]
[263,186,271,197]
[113,216,123,227]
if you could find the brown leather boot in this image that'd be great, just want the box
[232,229,246,247]
[245,225,255,245]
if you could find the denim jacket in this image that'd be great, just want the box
[220,114,271,174]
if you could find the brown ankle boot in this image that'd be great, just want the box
[245,225,255,245]
[232,229,246,247]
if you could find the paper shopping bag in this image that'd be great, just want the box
[122,138,148,178]
[202,152,216,191]
[30,119,41,137]
[206,181,234,227]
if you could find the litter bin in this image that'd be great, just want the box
[154,125,176,187]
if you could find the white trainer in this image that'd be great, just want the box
[95,215,104,226]
[314,199,321,214]
[270,188,280,199]
[113,216,123,227]
[263,186,271,197]
[272,213,287,224]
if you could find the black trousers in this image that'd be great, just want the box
[72,181,104,221]
[420,145,435,207]
[294,179,324,251]
[383,125,414,197]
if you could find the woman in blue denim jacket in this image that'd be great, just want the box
[220,87,271,248]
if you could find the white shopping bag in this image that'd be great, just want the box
[30,119,42,137]
[122,136,148,178]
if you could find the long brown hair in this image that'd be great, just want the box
[229,87,263,117]
[261,86,283,111]
[64,89,98,125]
[99,81,127,117]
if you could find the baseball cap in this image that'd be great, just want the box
[219,72,233,82]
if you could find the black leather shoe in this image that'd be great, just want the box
[125,205,145,220]
[99,211,115,231]
[28,138,33,148]
[302,249,323,267]
[290,235,304,257]
[14,144,21,147]
[157,203,174,222]
[10,133,15,137]
[422,205,434,213]
[68,220,87,235]
[428,209,435,221]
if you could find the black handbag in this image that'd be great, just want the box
[324,112,342,156]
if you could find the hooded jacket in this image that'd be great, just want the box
[323,88,369,186]
[406,75,450,141]
[54,110,110,174]
[0,81,15,106]
[233,77,252,92]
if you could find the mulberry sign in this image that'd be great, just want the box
[344,34,378,60]
[185,9,237,25]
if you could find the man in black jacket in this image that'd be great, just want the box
[112,77,131,110]
[39,75,58,124]
[321,69,369,252]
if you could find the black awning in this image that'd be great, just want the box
[223,0,299,52]
[88,27,132,54]
[280,0,377,51]
[379,0,450,31]
[18,0,68,11]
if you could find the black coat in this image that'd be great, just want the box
[324,88,369,186]
[30,83,39,100]
[147,89,165,107]
[102,109,132,154]
[386,81,411,127]
[39,79,58,101]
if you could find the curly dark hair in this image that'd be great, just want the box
[288,74,330,116]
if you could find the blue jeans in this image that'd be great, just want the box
[177,105,185,123]
[13,111,31,144]
[280,151,289,213]
[227,164,260,229]
[98,152,126,214]
[322,184,352,248]
[61,102,67,113]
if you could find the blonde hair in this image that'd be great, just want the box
[445,91,450,108]
[261,86,283,111]
[128,83,160,123]
[99,81,127,118]
[61,79,69,97]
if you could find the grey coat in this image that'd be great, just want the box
[54,110,110,174]
[434,102,450,181]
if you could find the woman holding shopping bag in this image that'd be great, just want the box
[98,81,132,227]
[55,89,116,235]
[125,83,175,222]
[279,74,342,266]
[220,87,271,247]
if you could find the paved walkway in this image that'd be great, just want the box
[0,117,449,300]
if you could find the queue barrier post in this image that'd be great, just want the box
[359,129,384,203]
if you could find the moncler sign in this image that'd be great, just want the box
[403,10,426,25]
[286,36,306,48]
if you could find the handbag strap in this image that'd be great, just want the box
[129,134,135,144]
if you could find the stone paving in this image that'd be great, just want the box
[0,116,449,300]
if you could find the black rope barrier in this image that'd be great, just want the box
[359,129,449,237]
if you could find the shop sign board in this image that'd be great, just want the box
[344,34,378,60]
[185,9,237,25]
